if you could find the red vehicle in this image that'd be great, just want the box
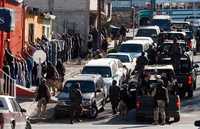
[0,95,31,129]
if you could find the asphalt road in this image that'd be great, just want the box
[31,55,200,129]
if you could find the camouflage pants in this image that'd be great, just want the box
[154,100,166,123]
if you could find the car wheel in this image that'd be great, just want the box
[25,121,32,129]
[174,113,180,122]
[11,120,15,129]
[54,110,61,119]
[89,105,98,119]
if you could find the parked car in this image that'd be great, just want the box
[119,39,151,57]
[135,26,160,42]
[135,65,181,122]
[82,58,127,98]
[55,74,106,119]
[0,95,31,129]
[107,52,137,76]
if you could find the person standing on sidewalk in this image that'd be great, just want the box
[56,59,65,91]
[35,79,51,117]
[69,83,83,124]
[109,80,120,114]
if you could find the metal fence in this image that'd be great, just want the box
[0,69,16,97]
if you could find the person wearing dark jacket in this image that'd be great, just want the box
[109,80,120,114]
[69,83,83,124]
[46,62,59,96]
[169,38,183,70]
[35,79,50,117]
[135,52,148,71]
[152,76,169,125]
[56,59,65,91]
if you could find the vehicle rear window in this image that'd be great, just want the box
[144,69,175,80]
[119,44,143,53]
[0,97,8,110]
[159,33,185,40]
[107,55,130,63]
[159,43,186,53]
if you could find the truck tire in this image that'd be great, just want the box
[25,121,32,129]
[174,113,180,122]
[88,104,98,119]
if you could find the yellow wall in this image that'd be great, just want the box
[25,14,52,43]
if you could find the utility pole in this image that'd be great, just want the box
[97,0,101,31]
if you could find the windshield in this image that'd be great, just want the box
[63,81,95,93]
[119,44,143,53]
[82,66,112,78]
[136,29,157,38]
[107,55,130,63]
[153,19,171,30]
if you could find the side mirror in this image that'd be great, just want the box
[195,120,200,127]
[21,108,27,113]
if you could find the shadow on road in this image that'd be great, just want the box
[181,87,200,113]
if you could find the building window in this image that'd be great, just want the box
[28,23,34,42]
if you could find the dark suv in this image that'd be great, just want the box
[54,74,106,119]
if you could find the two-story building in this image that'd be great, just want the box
[25,7,55,43]
[25,0,112,51]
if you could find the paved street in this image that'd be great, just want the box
[26,54,200,129]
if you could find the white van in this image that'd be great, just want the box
[119,39,151,56]
[82,58,127,98]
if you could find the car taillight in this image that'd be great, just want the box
[176,98,181,109]
[136,98,142,110]
[187,75,193,86]
[0,113,4,129]
[187,40,192,49]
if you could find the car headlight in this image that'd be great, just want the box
[82,99,92,106]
